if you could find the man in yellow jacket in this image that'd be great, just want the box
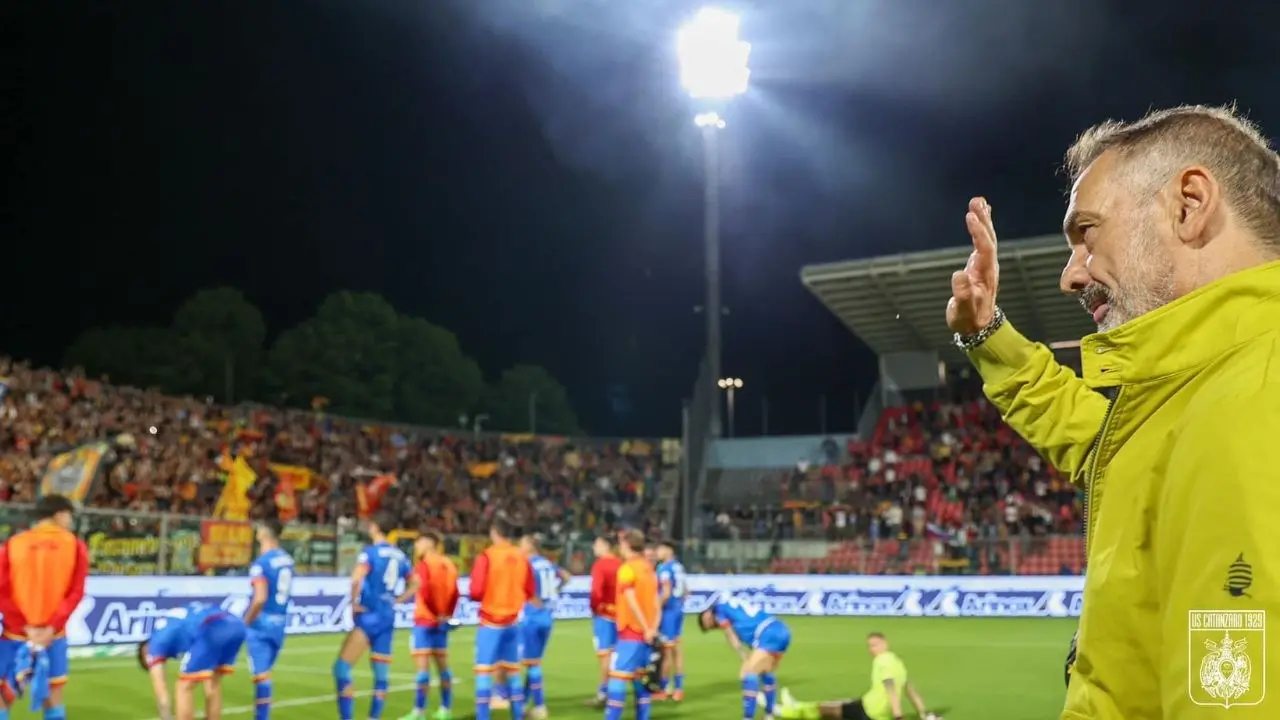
[947,104,1280,719]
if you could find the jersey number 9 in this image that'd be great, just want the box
[275,568,294,606]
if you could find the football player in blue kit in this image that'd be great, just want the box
[654,541,687,701]
[334,511,419,720]
[518,534,571,719]
[136,602,248,720]
[698,595,791,720]
[243,519,295,720]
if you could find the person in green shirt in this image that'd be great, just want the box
[776,632,940,720]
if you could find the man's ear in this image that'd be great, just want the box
[1172,166,1220,246]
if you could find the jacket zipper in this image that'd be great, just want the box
[1082,386,1121,557]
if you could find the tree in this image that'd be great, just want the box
[394,317,485,426]
[171,287,268,402]
[63,325,196,392]
[266,292,400,417]
[486,364,581,435]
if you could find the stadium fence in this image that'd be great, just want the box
[0,505,1083,578]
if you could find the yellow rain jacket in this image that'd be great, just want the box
[969,260,1280,719]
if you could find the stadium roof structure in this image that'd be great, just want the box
[800,234,1095,362]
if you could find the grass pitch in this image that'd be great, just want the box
[35,616,1073,719]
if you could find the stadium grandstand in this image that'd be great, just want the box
[0,355,681,576]
[683,234,1096,576]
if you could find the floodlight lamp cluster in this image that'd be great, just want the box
[694,112,726,129]
[677,7,751,103]
[717,377,743,389]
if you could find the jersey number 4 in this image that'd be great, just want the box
[383,558,402,590]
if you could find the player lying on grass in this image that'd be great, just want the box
[697,595,791,720]
[776,632,940,720]
[136,602,248,720]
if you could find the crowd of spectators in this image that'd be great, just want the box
[0,357,668,542]
[708,394,1083,553]
[1,350,1083,571]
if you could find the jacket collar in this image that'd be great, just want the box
[1080,259,1280,387]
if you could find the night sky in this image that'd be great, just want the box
[9,0,1280,438]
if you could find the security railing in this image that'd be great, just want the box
[0,505,1085,579]
[674,535,1086,576]
[0,505,347,576]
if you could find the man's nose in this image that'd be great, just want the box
[1060,252,1091,295]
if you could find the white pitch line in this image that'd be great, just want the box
[82,661,419,681]
[138,683,418,720]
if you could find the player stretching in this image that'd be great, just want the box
[470,518,536,720]
[401,530,459,720]
[520,534,571,720]
[604,529,660,720]
[653,541,686,701]
[244,519,295,720]
[697,594,791,720]
[0,494,89,720]
[335,512,417,720]
[138,602,248,720]
[777,633,940,720]
[588,535,621,706]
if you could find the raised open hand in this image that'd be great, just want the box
[946,197,1001,335]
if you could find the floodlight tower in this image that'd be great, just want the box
[677,7,750,438]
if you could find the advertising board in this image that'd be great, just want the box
[64,574,1084,647]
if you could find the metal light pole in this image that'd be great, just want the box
[678,7,750,439]
[718,377,743,437]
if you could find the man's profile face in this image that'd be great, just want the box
[593,538,609,557]
[1061,150,1180,332]
[866,635,888,656]
[54,510,74,531]
[519,537,535,555]
[656,545,673,562]
[698,610,716,632]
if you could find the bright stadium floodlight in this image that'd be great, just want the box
[677,7,751,105]
[677,8,750,440]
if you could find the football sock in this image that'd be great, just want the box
[632,679,652,720]
[253,676,272,720]
[439,669,454,710]
[741,675,761,720]
[526,662,545,708]
[474,670,493,720]
[778,702,821,720]
[43,706,65,720]
[675,672,685,692]
[370,661,390,720]
[332,659,354,720]
[507,672,525,720]
[604,677,628,720]
[761,673,778,714]
[414,670,431,712]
